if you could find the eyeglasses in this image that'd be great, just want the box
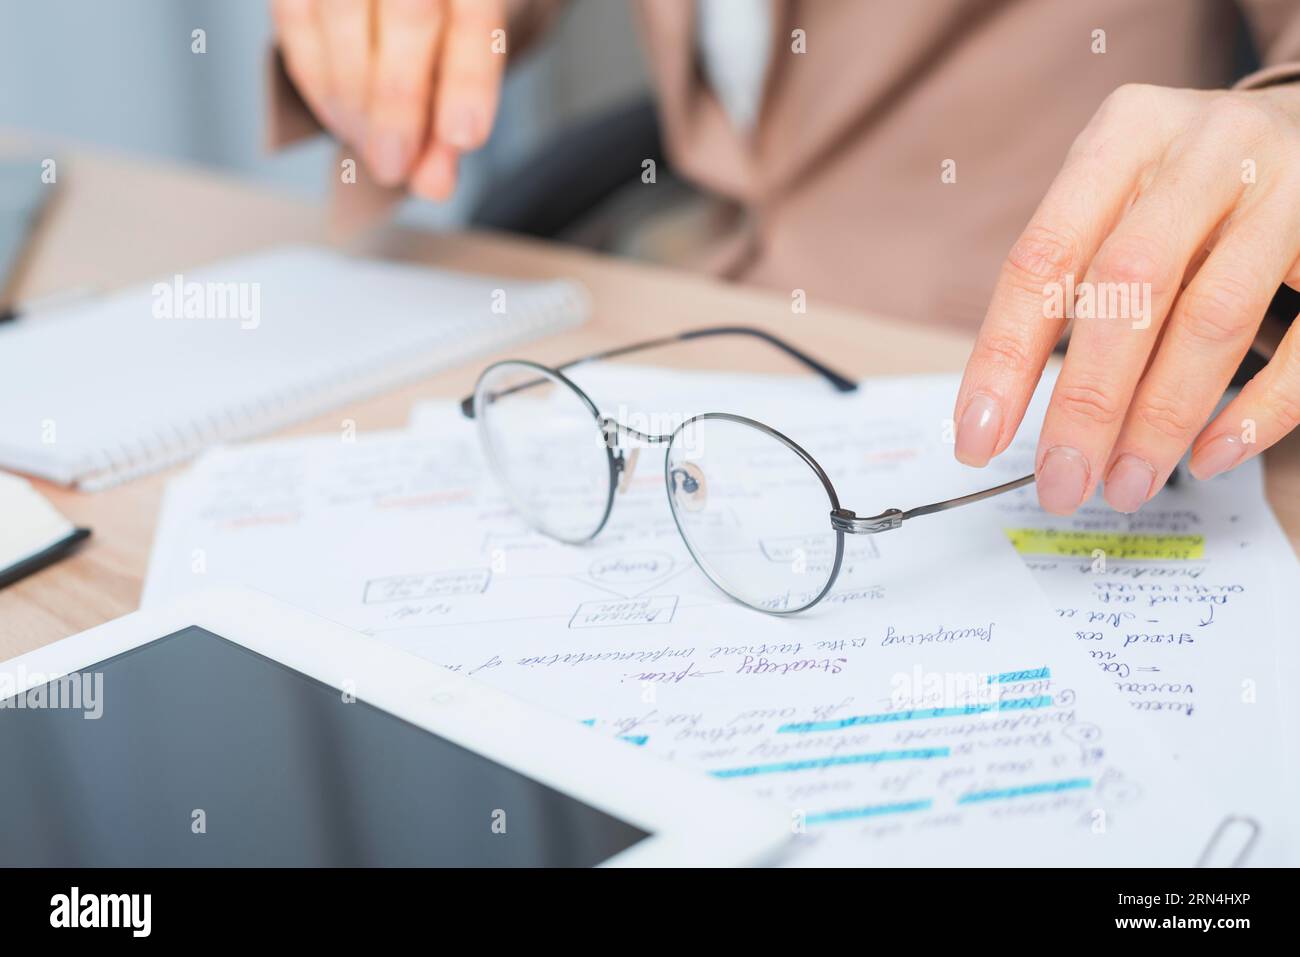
[461,326,1034,615]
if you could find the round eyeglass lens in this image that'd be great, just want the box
[474,361,613,543]
[665,414,841,613]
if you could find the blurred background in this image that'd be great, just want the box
[0,0,652,231]
[1,0,1279,322]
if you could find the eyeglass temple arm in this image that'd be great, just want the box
[560,327,859,392]
[459,325,857,417]
[832,473,1036,534]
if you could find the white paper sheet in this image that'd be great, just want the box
[500,362,1299,865]
[431,362,1300,864]
[143,366,1237,866]
[990,391,1299,866]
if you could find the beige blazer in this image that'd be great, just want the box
[271,0,1300,330]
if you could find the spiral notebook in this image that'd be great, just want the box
[0,246,589,491]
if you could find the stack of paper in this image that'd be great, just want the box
[142,362,1300,865]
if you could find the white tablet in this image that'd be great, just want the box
[0,586,789,867]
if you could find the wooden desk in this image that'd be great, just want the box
[4,145,1298,659]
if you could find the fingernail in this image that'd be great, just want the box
[1104,454,1156,513]
[444,105,480,149]
[320,98,345,136]
[954,394,1002,466]
[1190,433,1246,480]
[368,132,410,185]
[1037,446,1089,515]
[343,108,368,146]
[413,170,440,199]
[416,146,462,201]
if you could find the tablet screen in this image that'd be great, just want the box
[0,626,649,866]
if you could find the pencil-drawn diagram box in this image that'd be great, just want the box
[363,568,492,604]
[569,596,678,628]
[587,551,677,586]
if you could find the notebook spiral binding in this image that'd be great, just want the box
[76,284,588,492]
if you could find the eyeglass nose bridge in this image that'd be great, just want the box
[601,416,671,497]
[599,415,673,447]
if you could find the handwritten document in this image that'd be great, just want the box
[578,364,1297,865]
[143,364,1297,864]
[986,379,1300,865]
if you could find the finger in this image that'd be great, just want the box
[410,141,459,201]
[1104,204,1296,511]
[367,0,446,185]
[953,87,1178,469]
[1190,317,1300,479]
[1036,111,1249,514]
[272,0,336,130]
[317,0,373,145]
[433,0,507,150]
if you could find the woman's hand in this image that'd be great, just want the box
[954,82,1300,514]
[271,0,507,198]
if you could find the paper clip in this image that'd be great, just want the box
[1196,815,1260,867]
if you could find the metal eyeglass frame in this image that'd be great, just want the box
[461,325,1035,614]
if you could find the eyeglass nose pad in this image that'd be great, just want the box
[669,462,708,512]
[616,447,641,494]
